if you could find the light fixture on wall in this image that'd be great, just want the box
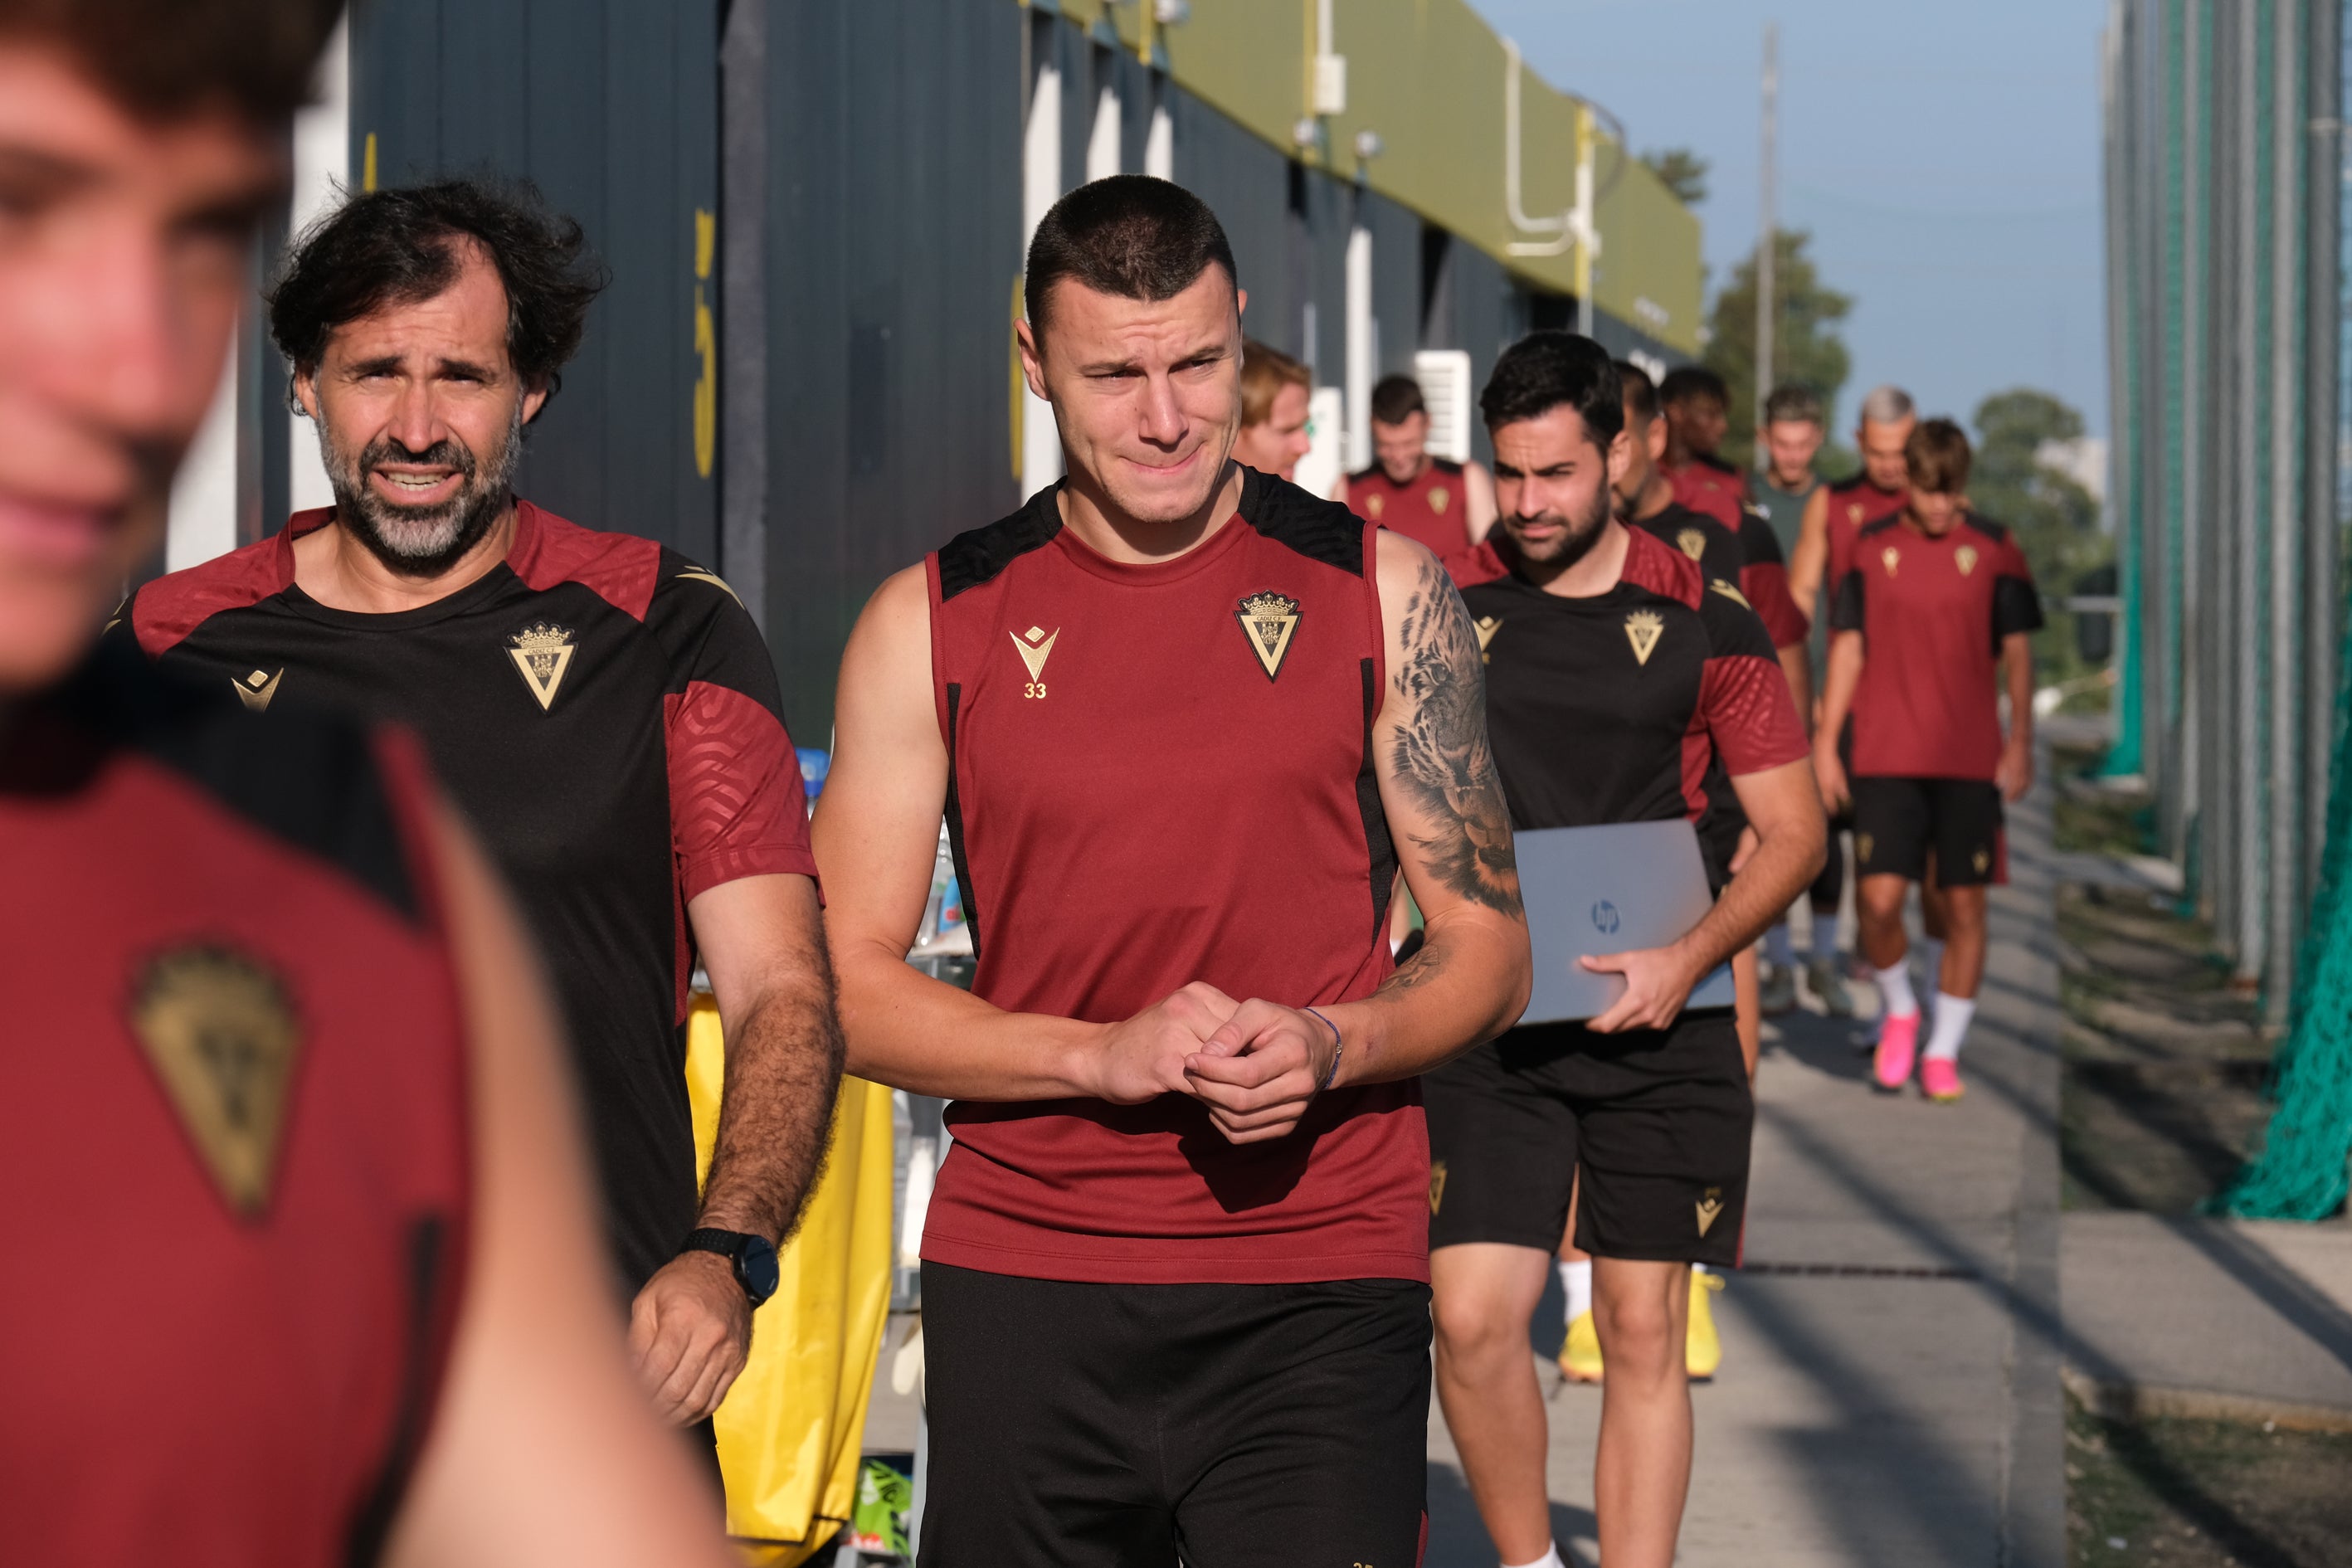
[1153,0,1191,24]
[1353,129,1383,161]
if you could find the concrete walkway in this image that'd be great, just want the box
[1426,776,2068,1567]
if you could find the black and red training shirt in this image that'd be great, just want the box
[118,500,816,1293]
[1463,525,1809,888]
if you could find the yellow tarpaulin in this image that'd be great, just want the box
[687,995,895,1564]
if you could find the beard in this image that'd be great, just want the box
[1507,479,1614,572]
[319,401,524,578]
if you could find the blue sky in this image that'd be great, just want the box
[1470,0,2112,438]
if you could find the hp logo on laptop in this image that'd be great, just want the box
[1590,900,1620,935]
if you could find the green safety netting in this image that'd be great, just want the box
[2218,597,2352,1220]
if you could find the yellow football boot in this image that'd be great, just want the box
[1557,1309,1605,1383]
[1687,1268,1726,1381]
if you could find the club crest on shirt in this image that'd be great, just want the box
[1696,1186,1725,1237]
[1882,546,1902,577]
[128,943,303,1220]
[508,622,578,710]
[1429,1159,1449,1215]
[1010,624,1059,698]
[1848,502,1866,523]
[1677,528,1707,562]
[1707,580,1752,611]
[1473,616,1503,664]
[1236,591,1302,680]
[1624,610,1664,667]
[231,667,283,713]
[1363,492,1385,519]
[1429,485,1451,514]
[1955,544,1979,577]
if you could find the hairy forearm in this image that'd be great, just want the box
[697,972,846,1246]
[1322,910,1530,1084]
[1675,819,1825,979]
[1817,633,1863,745]
[2004,635,2035,750]
[834,940,1103,1102]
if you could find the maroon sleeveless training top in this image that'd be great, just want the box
[1,645,470,1568]
[1346,456,1470,558]
[919,468,1428,1285]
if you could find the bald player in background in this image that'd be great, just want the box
[1788,386,1944,1023]
[0,3,732,1563]
[1341,373,1497,553]
[1230,336,1312,482]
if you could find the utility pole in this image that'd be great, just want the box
[1755,19,1778,469]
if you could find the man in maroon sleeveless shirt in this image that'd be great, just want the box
[0,7,730,1563]
[1341,373,1498,553]
[816,177,1532,1567]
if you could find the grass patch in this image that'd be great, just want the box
[2068,1393,2352,1566]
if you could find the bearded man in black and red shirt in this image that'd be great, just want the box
[118,179,843,1439]
[1431,334,1823,1568]
[1815,419,2042,1103]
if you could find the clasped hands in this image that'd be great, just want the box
[1087,981,1340,1145]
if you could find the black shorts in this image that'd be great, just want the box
[918,1263,1430,1568]
[1422,1011,1752,1267]
[1851,776,2006,886]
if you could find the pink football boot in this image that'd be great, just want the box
[1873,1010,1921,1093]
[1921,1057,1965,1103]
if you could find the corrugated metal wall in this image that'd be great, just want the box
[310,0,1692,746]
[348,0,720,564]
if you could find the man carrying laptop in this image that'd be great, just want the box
[1429,334,1824,1568]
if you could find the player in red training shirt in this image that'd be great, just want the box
[1815,420,2042,1103]
[1231,336,1312,482]
[0,7,731,1564]
[816,176,1531,1568]
[1429,334,1823,1568]
[1342,372,1498,553]
[1656,364,1749,528]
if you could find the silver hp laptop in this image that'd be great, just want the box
[1514,819,1737,1025]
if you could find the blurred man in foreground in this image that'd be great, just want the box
[118,178,843,1438]
[0,3,732,1561]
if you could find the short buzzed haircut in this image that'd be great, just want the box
[1860,384,1916,426]
[270,178,608,407]
[1615,359,1659,426]
[1026,175,1238,340]
[1481,332,1624,450]
[1905,417,1972,494]
[0,0,343,122]
[1658,364,1729,409]
[1763,385,1824,426]
[1371,375,1426,426]
[1239,338,1310,428]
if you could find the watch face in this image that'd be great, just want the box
[741,1234,781,1306]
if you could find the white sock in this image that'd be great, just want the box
[1874,958,1919,1019]
[1502,1546,1566,1568]
[1765,922,1794,968]
[1916,937,1945,998]
[1925,993,1976,1061]
[1558,1258,1593,1323]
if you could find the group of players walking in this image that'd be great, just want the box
[2,6,2040,1566]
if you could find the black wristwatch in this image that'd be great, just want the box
[680,1227,780,1308]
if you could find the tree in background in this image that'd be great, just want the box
[1968,388,2111,690]
[1703,229,1853,472]
[1639,146,1709,206]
